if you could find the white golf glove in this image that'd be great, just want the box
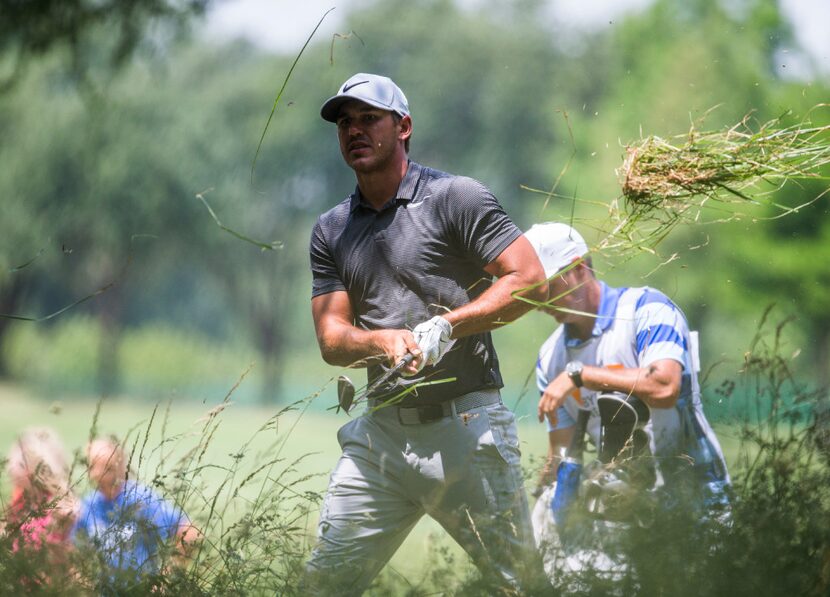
[411,315,455,373]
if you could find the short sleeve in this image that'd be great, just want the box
[142,490,185,541]
[634,288,689,369]
[310,219,346,298]
[445,177,522,267]
[535,355,550,395]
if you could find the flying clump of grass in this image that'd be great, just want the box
[613,108,830,246]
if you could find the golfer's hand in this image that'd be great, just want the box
[538,371,578,425]
[373,329,422,374]
[410,315,455,374]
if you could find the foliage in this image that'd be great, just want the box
[0,0,828,591]
[0,0,211,92]
[3,316,260,400]
[515,310,830,596]
[0,382,322,594]
[0,310,829,594]
[0,0,826,406]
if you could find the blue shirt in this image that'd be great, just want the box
[73,480,185,574]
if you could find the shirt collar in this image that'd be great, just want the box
[563,281,623,347]
[349,160,422,213]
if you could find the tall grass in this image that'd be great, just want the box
[531,307,830,596]
[0,371,325,595]
[2,308,829,595]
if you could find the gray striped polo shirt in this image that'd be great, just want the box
[310,161,522,405]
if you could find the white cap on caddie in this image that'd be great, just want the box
[524,222,589,278]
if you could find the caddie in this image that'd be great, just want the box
[305,72,548,594]
[524,222,730,571]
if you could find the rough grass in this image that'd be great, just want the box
[0,311,826,596]
[0,381,547,593]
[608,107,830,253]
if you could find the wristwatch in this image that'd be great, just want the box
[566,360,584,388]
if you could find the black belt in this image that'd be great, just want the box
[370,390,501,425]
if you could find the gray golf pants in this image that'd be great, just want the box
[304,390,537,595]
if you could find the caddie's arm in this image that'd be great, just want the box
[538,358,682,424]
[312,290,422,370]
[533,425,575,496]
[443,235,547,338]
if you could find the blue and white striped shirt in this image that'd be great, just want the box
[536,282,729,488]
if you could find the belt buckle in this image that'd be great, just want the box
[417,404,444,424]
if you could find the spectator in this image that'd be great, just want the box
[72,436,200,584]
[4,427,77,583]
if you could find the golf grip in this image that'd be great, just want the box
[394,352,416,370]
[361,352,417,398]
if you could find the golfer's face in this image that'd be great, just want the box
[336,102,401,173]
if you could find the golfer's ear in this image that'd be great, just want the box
[398,115,412,142]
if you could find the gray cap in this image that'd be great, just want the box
[321,73,410,122]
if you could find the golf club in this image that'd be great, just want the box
[336,353,416,413]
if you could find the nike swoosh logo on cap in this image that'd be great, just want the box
[342,80,369,93]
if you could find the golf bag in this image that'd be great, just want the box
[534,393,655,582]
[582,393,657,523]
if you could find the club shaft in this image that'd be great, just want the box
[364,353,414,395]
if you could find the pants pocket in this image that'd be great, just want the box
[336,417,361,449]
[483,403,522,466]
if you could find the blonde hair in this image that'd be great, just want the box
[86,435,126,466]
[6,427,71,496]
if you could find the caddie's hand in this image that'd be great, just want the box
[537,371,578,425]
[410,315,455,374]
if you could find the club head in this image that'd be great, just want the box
[337,375,356,413]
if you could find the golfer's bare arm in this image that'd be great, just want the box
[444,236,547,338]
[312,291,420,367]
[312,235,544,366]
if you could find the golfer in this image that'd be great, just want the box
[525,222,729,574]
[306,73,547,593]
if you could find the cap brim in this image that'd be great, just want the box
[320,95,401,122]
[320,95,349,122]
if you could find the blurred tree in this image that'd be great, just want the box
[0,0,213,391]
[3,0,825,404]
[336,0,559,215]
[0,0,211,91]
[694,97,830,385]
[577,0,830,384]
[0,57,215,394]
[0,40,345,401]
